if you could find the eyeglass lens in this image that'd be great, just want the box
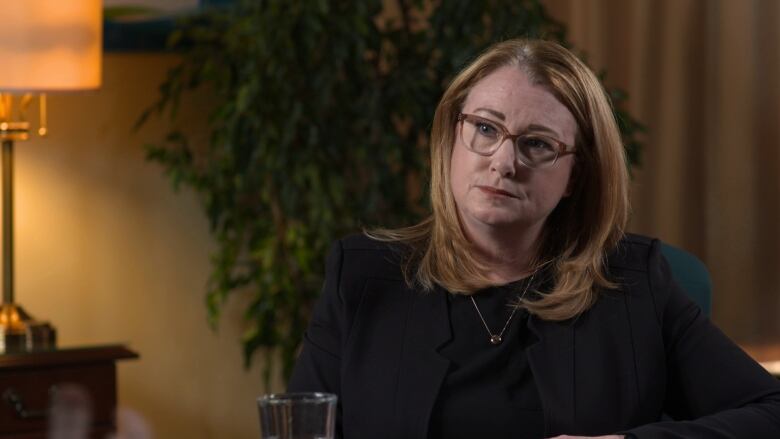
[460,117,560,168]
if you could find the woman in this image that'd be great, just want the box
[288,39,780,438]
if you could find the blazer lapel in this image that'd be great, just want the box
[526,315,577,437]
[392,286,452,439]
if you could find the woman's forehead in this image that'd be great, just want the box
[462,66,577,143]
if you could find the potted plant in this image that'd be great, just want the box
[138,0,643,387]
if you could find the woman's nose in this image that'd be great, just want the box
[489,138,518,178]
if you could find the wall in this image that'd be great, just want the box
[14,54,269,439]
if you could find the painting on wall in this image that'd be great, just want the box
[103,0,233,51]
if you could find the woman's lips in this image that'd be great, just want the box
[476,185,518,198]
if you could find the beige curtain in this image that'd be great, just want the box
[544,0,780,343]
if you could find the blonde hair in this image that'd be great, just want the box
[370,39,629,321]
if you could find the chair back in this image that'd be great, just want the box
[660,243,712,316]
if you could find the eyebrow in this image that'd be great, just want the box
[474,107,505,120]
[525,124,561,138]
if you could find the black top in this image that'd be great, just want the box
[429,279,544,439]
[288,233,780,438]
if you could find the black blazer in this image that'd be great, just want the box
[288,234,780,438]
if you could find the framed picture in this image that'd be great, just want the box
[103,0,233,51]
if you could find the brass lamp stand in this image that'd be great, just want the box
[0,0,101,353]
[0,96,56,353]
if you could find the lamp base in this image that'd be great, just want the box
[0,303,56,353]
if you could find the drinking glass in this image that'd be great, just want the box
[257,392,337,439]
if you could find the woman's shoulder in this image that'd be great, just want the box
[339,232,402,250]
[336,232,410,257]
[328,233,409,281]
[605,232,659,272]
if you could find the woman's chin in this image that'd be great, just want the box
[469,211,536,230]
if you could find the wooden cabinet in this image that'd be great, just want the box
[0,345,138,439]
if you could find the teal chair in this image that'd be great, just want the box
[659,243,716,422]
[660,243,712,316]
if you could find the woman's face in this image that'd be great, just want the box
[450,66,577,238]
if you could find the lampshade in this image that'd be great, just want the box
[0,0,102,92]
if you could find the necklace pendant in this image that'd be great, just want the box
[489,335,502,345]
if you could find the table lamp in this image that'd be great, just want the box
[0,0,101,352]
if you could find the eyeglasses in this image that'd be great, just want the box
[457,113,575,169]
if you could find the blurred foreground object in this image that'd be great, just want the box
[108,408,153,439]
[46,387,153,439]
[47,384,93,439]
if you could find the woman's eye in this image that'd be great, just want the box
[521,136,554,151]
[475,122,499,137]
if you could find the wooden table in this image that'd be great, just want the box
[0,345,138,439]
[741,343,780,378]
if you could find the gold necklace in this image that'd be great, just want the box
[469,272,535,345]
